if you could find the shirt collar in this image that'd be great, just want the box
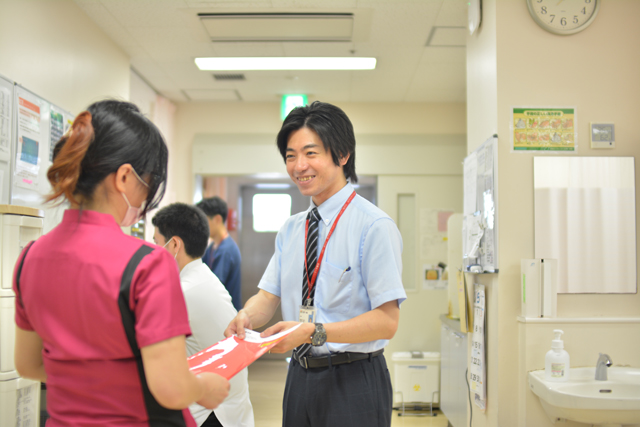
[180,258,203,279]
[309,182,354,226]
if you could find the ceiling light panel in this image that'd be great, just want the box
[195,57,376,70]
[199,13,353,42]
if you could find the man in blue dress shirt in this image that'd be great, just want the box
[225,101,406,427]
[196,196,242,311]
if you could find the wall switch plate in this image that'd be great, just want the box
[590,122,615,149]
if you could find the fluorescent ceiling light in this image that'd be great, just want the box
[195,57,376,71]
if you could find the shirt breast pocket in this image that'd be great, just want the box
[316,261,353,315]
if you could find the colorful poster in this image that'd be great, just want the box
[16,97,42,190]
[512,107,576,152]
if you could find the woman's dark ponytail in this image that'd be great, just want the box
[45,100,168,214]
[46,112,94,205]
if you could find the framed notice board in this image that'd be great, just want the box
[462,136,498,273]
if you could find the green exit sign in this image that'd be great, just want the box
[281,94,308,120]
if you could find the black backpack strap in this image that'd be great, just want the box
[118,244,188,427]
[15,241,36,308]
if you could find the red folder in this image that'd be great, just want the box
[188,324,301,380]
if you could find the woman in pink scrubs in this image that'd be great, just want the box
[13,100,229,427]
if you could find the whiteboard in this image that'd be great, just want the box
[462,136,499,273]
[0,74,14,204]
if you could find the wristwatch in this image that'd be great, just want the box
[310,323,327,346]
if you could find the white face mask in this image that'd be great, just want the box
[120,168,149,227]
[162,237,179,260]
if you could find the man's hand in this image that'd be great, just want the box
[195,372,230,409]
[224,290,281,340]
[224,309,252,340]
[260,321,315,353]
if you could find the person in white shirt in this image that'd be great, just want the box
[152,203,254,427]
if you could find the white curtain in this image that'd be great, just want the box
[534,157,636,293]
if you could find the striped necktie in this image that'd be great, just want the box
[302,207,321,305]
[297,207,321,358]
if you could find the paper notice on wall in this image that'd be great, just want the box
[16,97,42,190]
[50,109,65,162]
[420,208,453,261]
[0,85,12,161]
[422,264,447,290]
[470,284,486,406]
[16,382,38,427]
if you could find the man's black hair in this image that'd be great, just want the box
[276,101,358,183]
[196,196,228,223]
[152,203,209,258]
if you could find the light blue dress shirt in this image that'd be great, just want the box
[258,183,406,356]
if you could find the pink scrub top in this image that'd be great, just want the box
[13,209,197,427]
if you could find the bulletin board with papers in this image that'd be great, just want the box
[462,136,499,273]
[11,84,73,232]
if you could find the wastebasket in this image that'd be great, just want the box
[392,351,440,406]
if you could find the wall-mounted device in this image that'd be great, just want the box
[590,122,615,149]
[521,258,558,318]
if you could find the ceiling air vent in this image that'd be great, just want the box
[198,13,353,42]
[213,74,246,81]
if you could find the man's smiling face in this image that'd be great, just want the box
[285,127,349,206]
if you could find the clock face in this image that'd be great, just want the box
[527,0,600,35]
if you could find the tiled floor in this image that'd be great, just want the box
[247,359,449,427]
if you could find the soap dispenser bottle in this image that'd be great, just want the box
[545,329,570,382]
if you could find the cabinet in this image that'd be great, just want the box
[0,206,44,427]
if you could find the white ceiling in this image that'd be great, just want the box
[74,0,468,104]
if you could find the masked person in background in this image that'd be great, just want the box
[13,100,229,427]
[152,203,254,427]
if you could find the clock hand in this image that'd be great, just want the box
[557,0,565,5]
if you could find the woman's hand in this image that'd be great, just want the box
[195,372,230,409]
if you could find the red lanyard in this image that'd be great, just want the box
[304,191,356,300]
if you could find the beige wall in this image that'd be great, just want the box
[0,0,130,114]
[176,102,466,203]
[468,1,640,426]
[377,175,463,391]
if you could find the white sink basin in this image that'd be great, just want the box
[528,367,640,425]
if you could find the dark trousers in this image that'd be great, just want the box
[200,411,223,427]
[282,353,393,427]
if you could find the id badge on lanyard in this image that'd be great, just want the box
[299,303,317,323]
[298,191,356,323]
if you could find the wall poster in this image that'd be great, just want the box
[512,107,576,152]
[15,96,42,190]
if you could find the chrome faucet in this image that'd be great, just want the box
[595,353,612,381]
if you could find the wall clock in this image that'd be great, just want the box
[526,0,600,35]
